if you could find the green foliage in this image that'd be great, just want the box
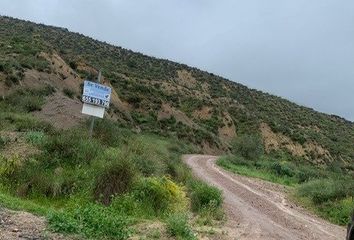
[166,213,196,240]
[25,131,45,145]
[297,179,354,205]
[4,86,55,113]
[94,149,137,205]
[189,180,222,213]
[1,16,354,167]
[231,134,264,160]
[48,203,131,239]
[218,154,354,225]
[62,88,75,98]
[93,119,132,147]
[0,135,10,149]
[296,179,354,225]
[133,177,187,216]
[126,139,167,176]
[196,200,225,226]
[43,130,103,166]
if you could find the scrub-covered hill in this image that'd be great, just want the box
[1,16,353,169]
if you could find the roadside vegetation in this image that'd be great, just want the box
[0,88,223,239]
[218,134,354,225]
[1,16,353,237]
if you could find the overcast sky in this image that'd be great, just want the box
[1,0,353,121]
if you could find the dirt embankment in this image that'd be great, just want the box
[184,155,346,240]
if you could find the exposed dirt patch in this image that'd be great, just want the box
[130,221,170,240]
[33,92,87,129]
[218,112,236,143]
[158,103,196,127]
[0,131,40,159]
[193,106,213,120]
[184,155,346,240]
[260,123,332,164]
[177,70,197,89]
[0,208,71,240]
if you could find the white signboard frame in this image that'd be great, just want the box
[82,103,105,118]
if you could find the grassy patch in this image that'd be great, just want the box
[48,203,131,240]
[166,213,196,240]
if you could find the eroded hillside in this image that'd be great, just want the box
[0,16,353,169]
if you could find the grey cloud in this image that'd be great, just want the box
[1,0,353,120]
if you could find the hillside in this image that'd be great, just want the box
[0,16,353,169]
[0,16,353,239]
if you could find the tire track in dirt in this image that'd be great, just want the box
[184,155,346,240]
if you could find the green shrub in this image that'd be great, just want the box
[166,213,196,240]
[62,88,75,98]
[126,136,167,176]
[25,131,45,145]
[5,86,55,112]
[231,134,264,160]
[43,130,102,166]
[226,155,252,167]
[93,119,132,147]
[270,162,296,177]
[14,116,53,132]
[94,149,137,205]
[320,197,354,225]
[197,200,225,226]
[297,179,354,204]
[48,203,131,239]
[0,136,10,149]
[5,74,20,86]
[0,155,22,181]
[189,180,222,213]
[133,176,187,216]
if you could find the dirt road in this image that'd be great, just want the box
[184,155,346,240]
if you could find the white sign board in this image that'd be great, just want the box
[82,103,105,118]
[82,80,112,108]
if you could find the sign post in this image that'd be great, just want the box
[81,70,112,137]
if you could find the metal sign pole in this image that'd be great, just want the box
[89,70,102,138]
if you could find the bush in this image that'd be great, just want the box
[43,130,102,166]
[231,134,264,160]
[133,176,187,216]
[297,179,354,204]
[189,180,222,213]
[25,131,45,146]
[125,136,167,176]
[94,149,137,205]
[270,162,296,177]
[0,136,10,149]
[5,74,20,86]
[93,119,132,147]
[166,213,196,240]
[14,115,53,132]
[62,88,75,98]
[48,203,131,239]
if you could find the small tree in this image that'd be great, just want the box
[231,134,264,160]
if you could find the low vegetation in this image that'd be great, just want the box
[0,16,353,238]
[0,91,223,239]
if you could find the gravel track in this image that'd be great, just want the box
[184,155,346,240]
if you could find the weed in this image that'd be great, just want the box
[94,149,137,205]
[189,180,222,213]
[48,203,131,239]
[166,213,196,240]
[25,131,45,145]
[62,88,75,98]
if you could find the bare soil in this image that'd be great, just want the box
[184,155,346,240]
[0,208,70,240]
